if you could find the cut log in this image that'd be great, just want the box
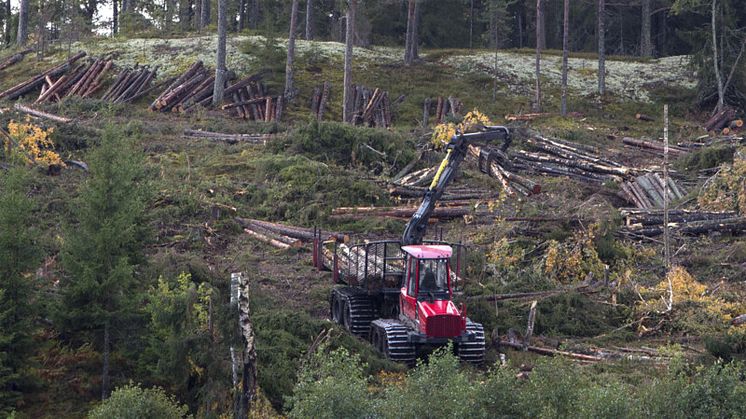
[732,314,746,326]
[499,340,604,362]
[704,107,737,132]
[0,49,34,71]
[0,51,86,101]
[243,227,293,249]
[730,119,744,129]
[150,61,204,110]
[635,113,655,122]
[13,104,72,123]
[622,137,689,155]
[504,112,553,121]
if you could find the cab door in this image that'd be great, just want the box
[400,256,418,321]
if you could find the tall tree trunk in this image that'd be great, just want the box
[560,0,569,116]
[469,0,474,49]
[238,0,246,30]
[237,274,257,417]
[404,0,415,65]
[284,0,299,103]
[113,0,119,35]
[537,0,545,50]
[17,0,29,46]
[4,0,11,46]
[305,0,314,40]
[412,0,420,60]
[641,0,652,57]
[200,0,210,28]
[213,0,227,106]
[711,0,724,112]
[534,0,542,112]
[342,0,356,123]
[598,0,605,95]
[248,0,258,29]
[518,10,523,49]
[101,322,110,400]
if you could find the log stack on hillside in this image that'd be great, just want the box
[620,173,686,209]
[310,82,331,121]
[101,65,159,103]
[149,61,215,112]
[34,57,115,104]
[423,96,463,125]
[220,78,281,122]
[0,51,87,101]
[351,85,392,128]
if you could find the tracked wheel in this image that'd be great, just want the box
[371,320,416,367]
[331,288,377,338]
[457,320,486,364]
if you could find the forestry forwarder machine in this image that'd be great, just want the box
[314,125,511,366]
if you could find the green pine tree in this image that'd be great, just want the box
[56,127,150,400]
[0,168,40,414]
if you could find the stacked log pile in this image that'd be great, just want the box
[467,144,541,196]
[35,57,115,104]
[422,96,463,125]
[512,136,632,184]
[310,82,331,121]
[0,51,87,101]
[236,218,347,250]
[0,49,34,71]
[149,61,216,112]
[703,107,739,134]
[220,79,281,122]
[101,65,159,103]
[620,173,686,209]
[620,213,746,237]
[620,208,738,227]
[352,85,392,128]
[184,129,275,145]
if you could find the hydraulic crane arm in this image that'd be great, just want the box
[401,126,511,246]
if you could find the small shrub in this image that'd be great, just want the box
[88,383,191,419]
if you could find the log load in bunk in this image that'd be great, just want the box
[620,173,686,209]
[0,51,87,101]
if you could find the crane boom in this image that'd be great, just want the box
[401,126,511,245]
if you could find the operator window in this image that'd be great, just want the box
[418,259,448,292]
[406,258,416,296]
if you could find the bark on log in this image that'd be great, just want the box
[0,49,33,71]
[635,113,655,122]
[13,104,72,123]
[622,137,689,155]
[0,51,86,100]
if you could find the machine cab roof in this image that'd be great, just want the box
[401,245,452,259]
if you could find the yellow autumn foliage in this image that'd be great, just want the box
[544,228,605,284]
[638,266,746,323]
[698,152,746,214]
[431,109,493,148]
[4,119,64,168]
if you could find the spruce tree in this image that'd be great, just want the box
[56,127,150,400]
[0,168,39,413]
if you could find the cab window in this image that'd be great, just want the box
[418,259,449,293]
[406,257,416,297]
